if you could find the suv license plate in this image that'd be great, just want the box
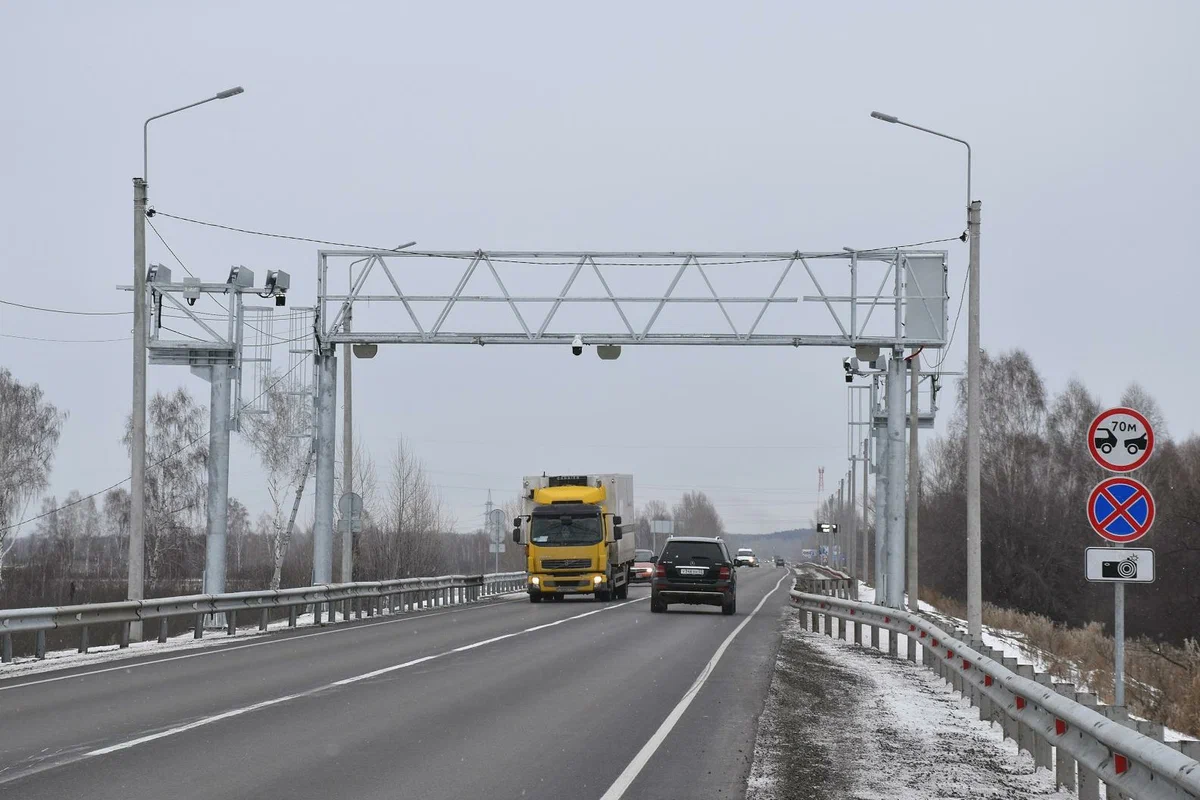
[679,568,706,575]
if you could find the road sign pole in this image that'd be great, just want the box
[1114,542,1125,706]
[886,350,907,608]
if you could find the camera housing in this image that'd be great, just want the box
[571,335,583,356]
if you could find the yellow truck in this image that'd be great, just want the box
[512,474,634,603]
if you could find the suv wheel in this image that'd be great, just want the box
[650,596,667,613]
[722,596,736,615]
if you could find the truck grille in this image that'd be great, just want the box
[541,558,591,570]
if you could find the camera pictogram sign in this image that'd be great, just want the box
[1087,477,1155,543]
[1084,547,1155,583]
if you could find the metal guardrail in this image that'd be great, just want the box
[791,578,1200,799]
[0,571,527,663]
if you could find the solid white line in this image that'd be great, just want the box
[598,573,789,800]
[0,594,529,693]
[84,598,641,758]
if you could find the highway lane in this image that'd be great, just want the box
[2,566,791,800]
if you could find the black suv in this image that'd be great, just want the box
[650,537,737,615]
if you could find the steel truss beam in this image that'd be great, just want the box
[314,249,948,349]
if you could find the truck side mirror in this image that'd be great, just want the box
[611,515,623,540]
[512,527,521,543]
[513,517,521,528]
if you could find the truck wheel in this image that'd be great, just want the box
[595,589,612,602]
[529,593,543,604]
[615,582,628,600]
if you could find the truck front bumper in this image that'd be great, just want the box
[529,574,606,595]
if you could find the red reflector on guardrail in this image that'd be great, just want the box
[884,616,891,623]
[984,675,993,687]
[962,659,970,670]
[947,649,954,659]
[1016,697,1026,710]
[850,609,855,615]
[908,624,915,631]
[932,638,939,647]
[1056,719,1067,736]
[919,631,926,639]
[1114,753,1129,774]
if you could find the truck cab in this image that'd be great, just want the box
[514,475,634,603]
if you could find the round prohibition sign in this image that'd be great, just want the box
[1088,407,1154,472]
[1087,476,1155,543]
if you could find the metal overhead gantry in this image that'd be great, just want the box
[307,247,950,588]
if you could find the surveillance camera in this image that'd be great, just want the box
[571,335,583,356]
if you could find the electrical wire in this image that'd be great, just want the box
[153,209,950,267]
[0,333,131,343]
[0,299,128,316]
[0,352,313,534]
[924,265,969,373]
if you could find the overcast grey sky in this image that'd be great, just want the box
[2,1,1197,534]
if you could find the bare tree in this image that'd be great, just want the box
[673,492,725,539]
[360,438,452,578]
[124,388,208,581]
[0,368,67,584]
[241,375,313,589]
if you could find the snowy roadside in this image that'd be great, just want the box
[0,591,527,681]
[747,608,1074,800]
[854,580,1189,743]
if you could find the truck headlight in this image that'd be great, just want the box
[593,575,603,584]
[531,577,540,585]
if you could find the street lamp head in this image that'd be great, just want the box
[215,86,245,99]
[870,111,899,124]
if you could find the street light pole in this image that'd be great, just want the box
[131,87,244,641]
[870,110,979,638]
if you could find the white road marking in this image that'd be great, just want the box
[0,594,530,692]
[598,573,789,800]
[86,598,641,757]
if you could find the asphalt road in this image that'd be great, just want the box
[1,566,791,800]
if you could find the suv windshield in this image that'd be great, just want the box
[529,513,603,546]
[661,541,725,565]
[635,549,655,561]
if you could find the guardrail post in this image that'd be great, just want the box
[1052,682,1077,791]
[870,623,879,650]
[314,602,323,625]
[288,605,298,627]
[823,610,832,636]
[847,617,856,644]
[906,631,916,662]
[227,610,237,636]
[1001,657,1019,741]
[79,625,89,654]
[259,608,269,631]
[120,621,130,649]
[1074,691,1101,800]
[976,646,996,723]
[1030,672,1054,770]
[2,633,11,663]
[888,627,898,658]
[156,617,167,643]
[1102,705,1131,800]
[1015,664,1036,756]
[36,629,46,659]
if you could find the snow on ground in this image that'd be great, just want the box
[852,580,1191,743]
[0,592,527,681]
[748,610,1075,800]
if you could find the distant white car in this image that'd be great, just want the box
[735,548,759,568]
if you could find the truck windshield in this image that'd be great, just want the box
[530,514,603,546]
